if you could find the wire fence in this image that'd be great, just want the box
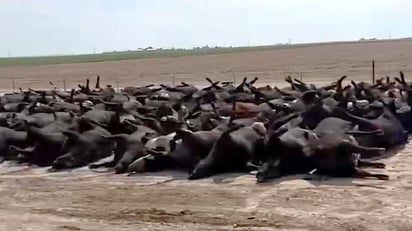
[2,61,378,94]
[3,71,305,93]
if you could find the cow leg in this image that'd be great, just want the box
[188,160,214,180]
[337,110,379,131]
[246,161,260,171]
[293,78,307,86]
[347,143,385,158]
[128,154,175,174]
[345,129,383,136]
[353,168,389,180]
[16,153,28,164]
[90,147,122,169]
[89,160,116,169]
[256,160,282,183]
[357,160,386,169]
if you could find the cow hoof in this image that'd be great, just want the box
[377,148,386,155]
[188,170,210,180]
[256,177,267,183]
[47,168,59,173]
[188,173,203,180]
[376,174,389,181]
[115,167,126,174]
[374,163,386,169]
[89,164,99,169]
[16,154,27,164]
[189,163,211,180]
[127,159,146,173]
[256,172,269,183]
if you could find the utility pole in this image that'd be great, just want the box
[8,49,11,58]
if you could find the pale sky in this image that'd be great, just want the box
[0,0,411,57]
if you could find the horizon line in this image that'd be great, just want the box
[2,37,412,59]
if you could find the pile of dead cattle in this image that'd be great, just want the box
[0,73,410,182]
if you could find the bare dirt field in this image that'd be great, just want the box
[0,40,412,90]
[1,40,412,231]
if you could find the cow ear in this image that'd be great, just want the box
[62,130,79,141]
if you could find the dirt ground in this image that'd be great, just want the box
[1,40,412,231]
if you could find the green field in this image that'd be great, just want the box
[0,39,409,67]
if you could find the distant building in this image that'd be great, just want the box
[143,46,156,51]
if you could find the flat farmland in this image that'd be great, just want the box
[1,40,412,231]
[0,39,411,90]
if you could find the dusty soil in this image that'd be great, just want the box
[1,147,412,231]
[1,40,412,230]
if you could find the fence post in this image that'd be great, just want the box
[116,77,120,92]
[12,78,15,92]
[300,72,303,82]
[171,75,175,87]
[233,74,236,85]
[372,60,375,83]
[63,78,67,92]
